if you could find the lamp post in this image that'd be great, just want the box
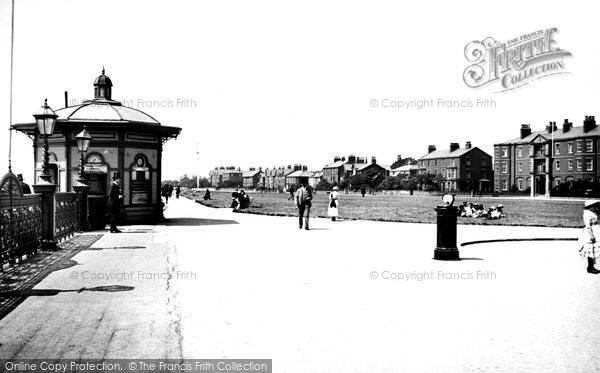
[34,98,58,184]
[32,98,58,250]
[74,126,92,231]
[75,126,92,181]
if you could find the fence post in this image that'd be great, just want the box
[32,183,57,251]
[73,184,90,231]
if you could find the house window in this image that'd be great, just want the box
[501,163,508,174]
[577,140,582,152]
[529,146,533,156]
[494,163,499,173]
[481,157,486,166]
[501,147,508,157]
[466,170,471,179]
[502,180,508,191]
[495,148,499,157]
[517,147,523,157]
[577,159,582,171]
[554,178,561,187]
[586,140,593,153]
[466,158,471,166]
[586,159,594,171]
[518,162,523,172]
[568,143,573,154]
[435,160,438,167]
[555,161,560,171]
[517,179,523,190]
[555,143,560,155]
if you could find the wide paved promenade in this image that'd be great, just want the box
[0,197,598,372]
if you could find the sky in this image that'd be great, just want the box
[0,0,599,182]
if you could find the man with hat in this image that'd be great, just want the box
[579,200,600,274]
[17,174,31,194]
[107,173,123,233]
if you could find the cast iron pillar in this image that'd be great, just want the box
[434,205,459,260]
[33,183,57,251]
[73,182,90,231]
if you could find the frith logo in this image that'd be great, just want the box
[463,28,572,92]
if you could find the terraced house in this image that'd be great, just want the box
[419,142,493,192]
[494,116,600,196]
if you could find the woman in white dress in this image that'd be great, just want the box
[328,186,340,221]
[579,200,600,274]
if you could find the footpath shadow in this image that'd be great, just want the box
[163,217,238,227]
[0,285,134,298]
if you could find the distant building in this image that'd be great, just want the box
[353,157,390,182]
[309,171,323,188]
[322,154,368,184]
[242,168,262,189]
[419,142,493,192]
[494,117,600,196]
[390,164,419,178]
[209,166,242,187]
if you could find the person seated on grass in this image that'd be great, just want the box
[204,189,212,200]
[497,204,505,218]
[231,191,241,210]
[472,204,484,218]
[489,206,502,219]
[239,190,250,209]
[457,203,465,217]
[464,203,474,217]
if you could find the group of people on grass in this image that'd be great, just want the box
[231,189,251,211]
[457,202,504,219]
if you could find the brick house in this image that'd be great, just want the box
[419,142,493,192]
[494,116,600,196]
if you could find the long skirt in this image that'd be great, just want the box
[579,227,600,259]
[328,202,339,217]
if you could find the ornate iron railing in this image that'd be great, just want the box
[55,192,78,243]
[0,173,42,270]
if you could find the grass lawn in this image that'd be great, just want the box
[182,190,585,228]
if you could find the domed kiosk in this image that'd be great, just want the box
[13,69,181,227]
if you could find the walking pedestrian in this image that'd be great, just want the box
[328,186,340,221]
[295,180,312,230]
[107,174,123,233]
[288,185,295,200]
[361,186,366,197]
[176,185,181,199]
[579,200,600,274]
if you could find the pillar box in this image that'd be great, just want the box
[434,194,459,260]
[33,183,57,251]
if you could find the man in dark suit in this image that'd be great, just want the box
[108,175,123,233]
[17,174,32,194]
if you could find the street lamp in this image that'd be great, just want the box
[75,126,92,181]
[33,98,57,184]
[74,125,92,232]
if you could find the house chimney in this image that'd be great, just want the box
[562,119,572,133]
[334,155,341,163]
[341,156,346,162]
[450,143,460,152]
[397,155,402,161]
[64,91,69,108]
[465,141,472,149]
[428,145,436,154]
[303,165,308,171]
[546,121,558,134]
[584,115,597,133]
[348,155,356,164]
[371,156,377,164]
[520,124,532,139]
